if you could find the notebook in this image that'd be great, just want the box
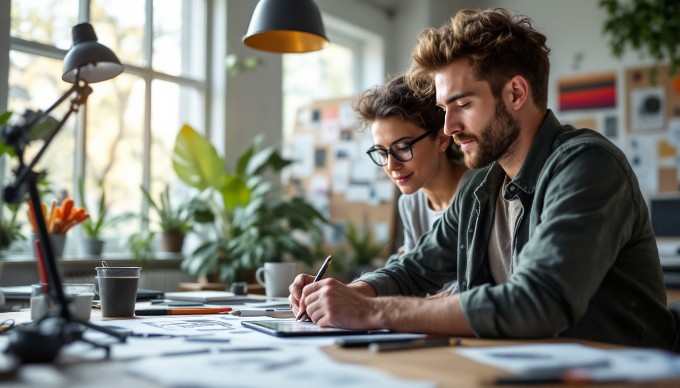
[241,319,390,337]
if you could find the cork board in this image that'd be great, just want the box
[286,97,398,255]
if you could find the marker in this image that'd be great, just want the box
[296,255,332,321]
[135,307,233,316]
[368,336,461,352]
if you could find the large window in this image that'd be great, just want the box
[5,0,208,256]
[282,15,384,141]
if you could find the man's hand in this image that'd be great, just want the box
[288,273,316,316]
[297,278,383,330]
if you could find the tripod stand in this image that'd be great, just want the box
[2,78,126,363]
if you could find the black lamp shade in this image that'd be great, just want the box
[62,23,123,83]
[243,0,329,53]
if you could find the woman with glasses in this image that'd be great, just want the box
[354,75,470,293]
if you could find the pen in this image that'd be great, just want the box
[134,307,233,316]
[368,336,461,352]
[296,255,332,321]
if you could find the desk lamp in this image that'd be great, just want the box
[243,0,329,53]
[1,23,128,363]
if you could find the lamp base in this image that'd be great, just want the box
[5,314,126,363]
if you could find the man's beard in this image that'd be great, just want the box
[456,100,521,169]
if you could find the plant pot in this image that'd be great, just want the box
[79,238,104,257]
[161,230,185,253]
[32,233,67,259]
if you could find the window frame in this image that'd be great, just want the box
[2,0,213,257]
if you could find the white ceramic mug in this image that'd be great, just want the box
[255,262,298,298]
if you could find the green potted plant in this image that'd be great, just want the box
[77,178,131,256]
[0,202,25,254]
[140,184,193,253]
[171,124,327,284]
[337,220,385,279]
[127,230,156,263]
[0,112,24,254]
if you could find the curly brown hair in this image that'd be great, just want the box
[407,8,551,109]
[353,75,462,162]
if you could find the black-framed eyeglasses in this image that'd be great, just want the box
[366,128,438,166]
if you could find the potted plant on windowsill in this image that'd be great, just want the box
[0,202,25,257]
[140,184,193,253]
[171,124,327,285]
[77,178,131,257]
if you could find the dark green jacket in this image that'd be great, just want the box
[359,110,675,349]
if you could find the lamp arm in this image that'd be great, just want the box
[26,81,91,173]
[4,80,92,205]
[19,81,80,134]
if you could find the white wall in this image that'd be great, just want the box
[222,0,283,165]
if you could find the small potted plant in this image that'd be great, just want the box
[77,178,130,256]
[140,184,194,253]
[0,202,25,255]
[337,220,385,279]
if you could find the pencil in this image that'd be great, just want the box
[296,255,332,321]
[368,336,461,352]
[134,307,233,316]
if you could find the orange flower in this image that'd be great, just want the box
[27,197,90,235]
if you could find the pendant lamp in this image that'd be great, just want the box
[243,0,329,53]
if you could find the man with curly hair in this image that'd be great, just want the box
[290,8,674,349]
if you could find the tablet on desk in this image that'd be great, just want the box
[241,320,390,337]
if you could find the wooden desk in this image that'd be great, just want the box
[0,309,678,387]
[668,287,680,303]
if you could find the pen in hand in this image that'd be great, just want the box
[296,255,332,321]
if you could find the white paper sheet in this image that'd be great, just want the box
[457,343,680,383]
[125,345,434,388]
[457,343,610,374]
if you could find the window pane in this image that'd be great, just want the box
[91,0,146,68]
[10,0,77,49]
[153,0,206,78]
[150,79,204,212]
[85,73,144,239]
[282,43,355,138]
